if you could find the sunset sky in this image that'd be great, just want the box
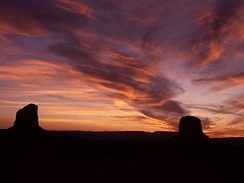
[0,0,243,137]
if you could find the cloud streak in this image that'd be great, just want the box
[192,0,244,66]
[49,42,186,126]
[193,72,244,92]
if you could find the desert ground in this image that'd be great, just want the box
[0,130,243,183]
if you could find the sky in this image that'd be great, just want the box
[0,0,243,137]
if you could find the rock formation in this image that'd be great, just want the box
[8,103,48,138]
[170,116,212,144]
[14,103,39,129]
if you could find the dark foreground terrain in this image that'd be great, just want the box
[0,130,244,183]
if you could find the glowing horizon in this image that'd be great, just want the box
[0,0,243,138]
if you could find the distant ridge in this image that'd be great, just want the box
[48,130,176,140]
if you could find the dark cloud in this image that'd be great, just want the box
[157,100,187,115]
[192,0,244,66]
[191,105,233,116]
[193,72,244,91]
[200,117,214,130]
[186,100,244,117]
[216,0,243,21]
[49,43,186,123]
[140,100,189,129]
[224,97,244,115]
[0,0,189,124]
[194,72,244,83]
[227,117,244,127]
[0,0,91,36]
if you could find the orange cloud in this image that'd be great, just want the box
[0,59,81,82]
[53,0,94,18]
[192,1,244,66]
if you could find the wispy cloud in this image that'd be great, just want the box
[193,72,244,92]
[192,0,244,66]
[0,0,243,136]
[49,42,186,126]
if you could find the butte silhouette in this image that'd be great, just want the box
[8,103,48,138]
[170,116,212,144]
